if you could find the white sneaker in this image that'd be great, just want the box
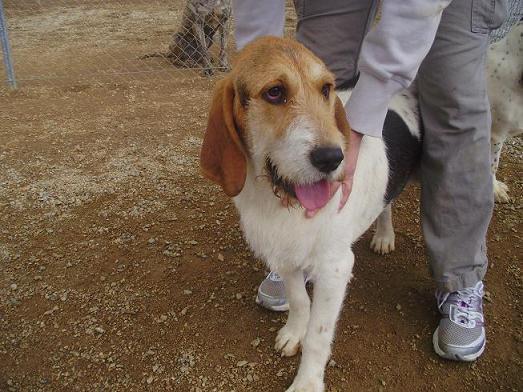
[255,272,289,312]
[433,281,486,361]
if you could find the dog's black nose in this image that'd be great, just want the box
[310,147,344,173]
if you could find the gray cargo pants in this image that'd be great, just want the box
[417,0,505,292]
[233,0,506,292]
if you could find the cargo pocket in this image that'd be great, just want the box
[471,0,508,33]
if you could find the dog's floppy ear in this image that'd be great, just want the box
[200,77,247,197]
[334,96,351,138]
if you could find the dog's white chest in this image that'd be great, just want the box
[234,136,389,273]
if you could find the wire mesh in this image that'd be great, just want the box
[0,0,234,87]
[2,0,519,88]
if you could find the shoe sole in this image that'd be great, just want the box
[432,327,485,362]
[255,295,289,312]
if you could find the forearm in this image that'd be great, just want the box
[346,0,452,137]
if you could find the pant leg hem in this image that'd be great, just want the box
[437,265,488,292]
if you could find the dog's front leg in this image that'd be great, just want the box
[217,15,230,71]
[275,269,310,357]
[287,253,354,392]
[370,203,395,255]
[192,16,214,76]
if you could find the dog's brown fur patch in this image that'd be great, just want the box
[201,37,351,196]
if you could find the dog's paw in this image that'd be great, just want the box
[275,326,303,357]
[494,179,510,203]
[285,375,324,392]
[370,231,395,255]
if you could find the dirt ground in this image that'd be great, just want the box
[0,1,522,391]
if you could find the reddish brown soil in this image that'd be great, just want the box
[0,1,521,391]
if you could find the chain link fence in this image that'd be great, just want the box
[0,0,237,88]
[1,0,520,89]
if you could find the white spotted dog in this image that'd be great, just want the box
[200,37,421,392]
[488,21,522,203]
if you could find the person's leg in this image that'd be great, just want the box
[417,0,506,360]
[232,0,285,50]
[294,0,378,87]
[418,0,506,293]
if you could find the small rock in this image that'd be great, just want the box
[94,327,105,334]
[10,283,17,290]
[236,360,248,367]
[44,306,59,316]
[395,304,402,311]
[250,338,261,348]
[484,291,493,303]
[183,290,193,295]
[217,253,224,262]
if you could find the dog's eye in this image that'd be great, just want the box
[321,84,331,99]
[263,86,286,104]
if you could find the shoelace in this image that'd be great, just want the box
[436,281,485,328]
[266,271,312,284]
[267,271,283,282]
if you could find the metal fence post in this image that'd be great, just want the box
[0,0,16,89]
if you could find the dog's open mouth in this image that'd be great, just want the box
[265,158,332,211]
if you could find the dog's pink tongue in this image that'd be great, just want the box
[294,180,330,212]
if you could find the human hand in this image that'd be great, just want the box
[336,129,363,212]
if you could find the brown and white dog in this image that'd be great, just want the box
[200,37,421,391]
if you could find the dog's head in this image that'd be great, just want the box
[200,37,350,211]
